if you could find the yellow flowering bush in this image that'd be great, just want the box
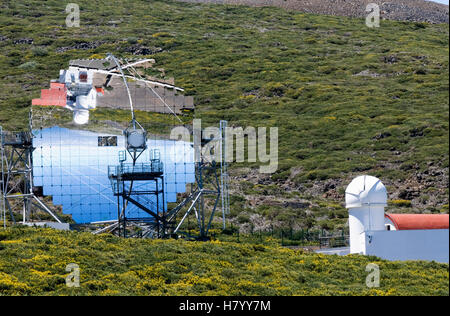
[0,227,447,296]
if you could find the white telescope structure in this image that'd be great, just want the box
[345,175,387,254]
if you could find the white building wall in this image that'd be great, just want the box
[349,206,386,254]
[24,221,70,231]
[364,229,449,263]
[60,67,94,85]
[384,217,398,230]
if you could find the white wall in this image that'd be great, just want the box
[76,88,97,109]
[60,67,94,85]
[24,221,70,231]
[349,206,385,254]
[364,229,449,263]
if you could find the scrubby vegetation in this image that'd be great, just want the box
[177,0,450,24]
[0,0,448,232]
[0,227,448,295]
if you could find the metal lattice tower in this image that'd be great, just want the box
[108,150,166,238]
[166,120,230,240]
[0,126,62,226]
[0,126,5,228]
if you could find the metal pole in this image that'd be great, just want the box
[219,120,229,230]
[161,175,165,235]
[32,195,62,223]
[127,64,182,123]
[107,54,135,122]
[24,143,33,223]
[156,178,160,237]
[0,126,5,228]
[117,178,121,237]
[174,190,202,233]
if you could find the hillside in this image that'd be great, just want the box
[0,0,448,232]
[0,227,448,295]
[177,0,449,24]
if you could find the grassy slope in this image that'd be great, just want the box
[0,227,448,295]
[0,0,448,229]
[176,0,450,24]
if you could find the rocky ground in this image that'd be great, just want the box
[228,162,449,231]
[177,0,449,24]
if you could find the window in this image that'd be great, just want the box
[79,71,88,83]
[98,136,117,147]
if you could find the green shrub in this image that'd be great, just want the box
[31,47,48,57]
[18,61,38,69]
[389,200,412,207]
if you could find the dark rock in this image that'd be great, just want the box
[323,180,337,192]
[409,128,424,137]
[56,41,105,53]
[372,132,392,140]
[383,55,398,64]
[413,55,427,61]
[257,178,272,185]
[399,188,420,200]
[124,44,162,55]
[283,201,310,209]
[14,38,33,45]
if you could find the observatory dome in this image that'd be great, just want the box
[73,110,89,125]
[345,175,387,209]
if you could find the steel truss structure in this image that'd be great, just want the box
[0,126,62,227]
[2,54,230,239]
[108,157,166,238]
[101,120,230,240]
[167,119,230,240]
[1,121,229,239]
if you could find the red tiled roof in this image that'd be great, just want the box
[385,213,449,230]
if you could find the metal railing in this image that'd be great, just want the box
[0,130,32,146]
[108,161,163,178]
[319,235,350,249]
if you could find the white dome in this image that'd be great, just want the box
[73,110,89,125]
[345,175,387,209]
